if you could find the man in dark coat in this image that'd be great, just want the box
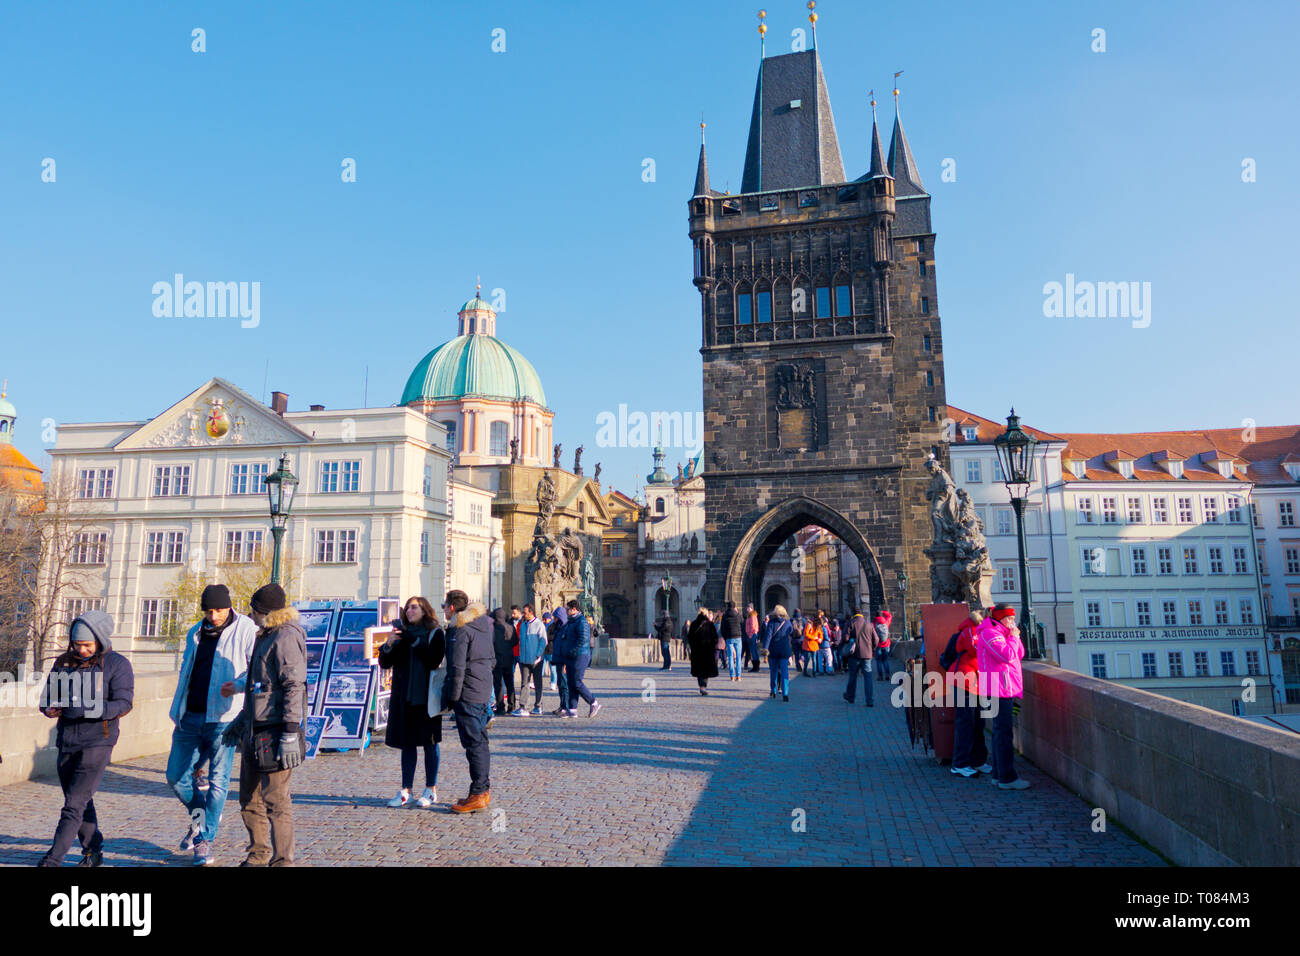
[443,591,495,812]
[719,601,744,681]
[37,611,134,867]
[655,614,675,670]
[842,606,876,706]
[490,607,517,716]
[687,609,720,695]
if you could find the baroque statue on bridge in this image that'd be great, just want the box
[922,456,993,606]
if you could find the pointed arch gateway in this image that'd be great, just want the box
[724,495,886,615]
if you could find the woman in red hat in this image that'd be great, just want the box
[975,603,1029,790]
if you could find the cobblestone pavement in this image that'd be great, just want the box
[0,665,1164,866]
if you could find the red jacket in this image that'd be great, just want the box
[951,617,981,693]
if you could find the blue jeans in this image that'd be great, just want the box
[726,639,743,678]
[769,656,789,696]
[165,710,236,844]
[802,649,818,673]
[843,658,873,704]
[563,653,594,709]
[875,651,891,682]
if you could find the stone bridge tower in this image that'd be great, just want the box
[691,47,948,620]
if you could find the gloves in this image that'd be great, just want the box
[221,713,248,748]
[278,732,302,770]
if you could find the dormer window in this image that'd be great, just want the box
[1285,463,1300,482]
[1168,461,1184,479]
[1217,460,1234,478]
[962,426,977,442]
[1115,460,1134,479]
[1067,458,1087,477]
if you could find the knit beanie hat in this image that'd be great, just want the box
[992,606,1016,622]
[201,584,232,611]
[251,583,287,614]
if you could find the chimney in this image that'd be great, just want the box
[270,391,288,416]
[309,404,325,412]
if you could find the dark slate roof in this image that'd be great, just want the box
[888,112,925,195]
[693,142,710,197]
[740,50,846,193]
[866,117,889,179]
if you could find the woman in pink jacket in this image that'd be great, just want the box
[976,604,1030,790]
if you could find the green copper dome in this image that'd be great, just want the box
[460,295,493,312]
[401,334,548,406]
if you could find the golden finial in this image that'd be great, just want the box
[893,69,903,100]
[1,378,6,399]
[757,9,767,34]
[869,88,877,115]
[807,0,817,25]
[475,275,481,296]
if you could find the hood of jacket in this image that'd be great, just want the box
[262,606,299,630]
[552,606,568,627]
[451,603,487,630]
[72,610,115,654]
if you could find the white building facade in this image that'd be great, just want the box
[51,378,450,650]
[446,472,504,608]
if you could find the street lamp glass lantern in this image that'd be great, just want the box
[265,453,299,530]
[993,409,1039,501]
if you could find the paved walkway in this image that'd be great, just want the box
[0,665,1164,866]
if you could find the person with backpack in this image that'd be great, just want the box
[841,606,875,706]
[720,601,744,681]
[801,614,824,677]
[873,611,893,682]
[976,604,1029,790]
[37,611,134,867]
[378,596,445,808]
[764,606,794,702]
[949,608,992,778]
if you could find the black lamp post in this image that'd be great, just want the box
[993,409,1042,659]
[661,573,673,616]
[264,452,299,587]
[898,569,909,641]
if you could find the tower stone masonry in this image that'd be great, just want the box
[691,48,948,618]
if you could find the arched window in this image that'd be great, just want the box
[834,272,852,317]
[0,421,8,433]
[755,278,772,323]
[489,421,509,457]
[793,275,813,320]
[714,283,733,327]
[735,282,753,325]
[441,420,458,452]
[655,497,665,515]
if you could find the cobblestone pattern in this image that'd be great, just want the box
[0,666,1163,867]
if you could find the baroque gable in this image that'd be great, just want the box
[114,377,312,451]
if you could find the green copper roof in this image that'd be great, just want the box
[401,334,547,407]
[460,295,494,312]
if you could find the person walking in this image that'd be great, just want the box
[976,604,1029,790]
[443,590,496,811]
[490,607,517,716]
[687,608,720,695]
[166,584,257,865]
[226,583,307,867]
[514,605,547,716]
[720,601,744,682]
[744,605,761,672]
[764,606,793,702]
[950,608,992,778]
[874,611,893,682]
[791,609,805,672]
[560,600,601,717]
[378,596,445,808]
[541,611,556,689]
[655,613,675,670]
[680,617,691,662]
[801,614,824,677]
[818,612,834,674]
[36,611,134,867]
[828,617,843,673]
[841,606,875,707]
[548,606,570,715]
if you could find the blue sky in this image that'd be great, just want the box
[2,0,1297,499]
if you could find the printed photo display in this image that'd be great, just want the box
[325,674,368,704]
[321,706,365,739]
[331,640,369,671]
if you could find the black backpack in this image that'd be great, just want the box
[938,631,962,672]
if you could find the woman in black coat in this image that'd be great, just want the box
[687,609,720,695]
[378,596,445,808]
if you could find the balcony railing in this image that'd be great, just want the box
[1267,615,1300,629]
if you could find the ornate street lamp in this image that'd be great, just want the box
[898,569,909,641]
[264,452,299,587]
[993,409,1042,659]
[661,573,673,615]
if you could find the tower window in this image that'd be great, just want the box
[736,291,753,325]
[489,421,509,457]
[921,297,930,315]
[919,260,927,276]
[927,406,937,423]
[923,334,932,351]
[757,291,772,323]
[655,498,665,514]
[815,287,831,318]
[835,285,851,317]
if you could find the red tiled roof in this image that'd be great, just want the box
[944,406,1064,444]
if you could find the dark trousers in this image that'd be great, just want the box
[952,699,989,770]
[660,641,671,669]
[400,743,440,790]
[552,658,569,708]
[453,699,491,795]
[568,653,594,708]
[42,745,111,866]
[492,658,516,712]
[517,661,543,709]
[875,652,892,682]
[990,696,1017,783]
[843,658,874,704]
[238,747,295,866]
[769,656,789,696]
[747,635,761,670]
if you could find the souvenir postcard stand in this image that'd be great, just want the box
[296,602,384,753]
[365,624,394,735]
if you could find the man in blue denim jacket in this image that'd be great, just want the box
[165,584,257,865]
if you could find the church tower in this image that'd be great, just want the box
[691,23,947,619]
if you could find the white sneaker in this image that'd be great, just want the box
[950,765,977,778]
[510,708,527,717]
[387,789,412,808]
[416,787,437,808]
[549,683,557,692]
[976,763,994,775]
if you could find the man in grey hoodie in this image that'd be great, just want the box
[37,610,134,867]
[443,590,495,812]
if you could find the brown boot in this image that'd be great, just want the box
[452,791,491,813]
